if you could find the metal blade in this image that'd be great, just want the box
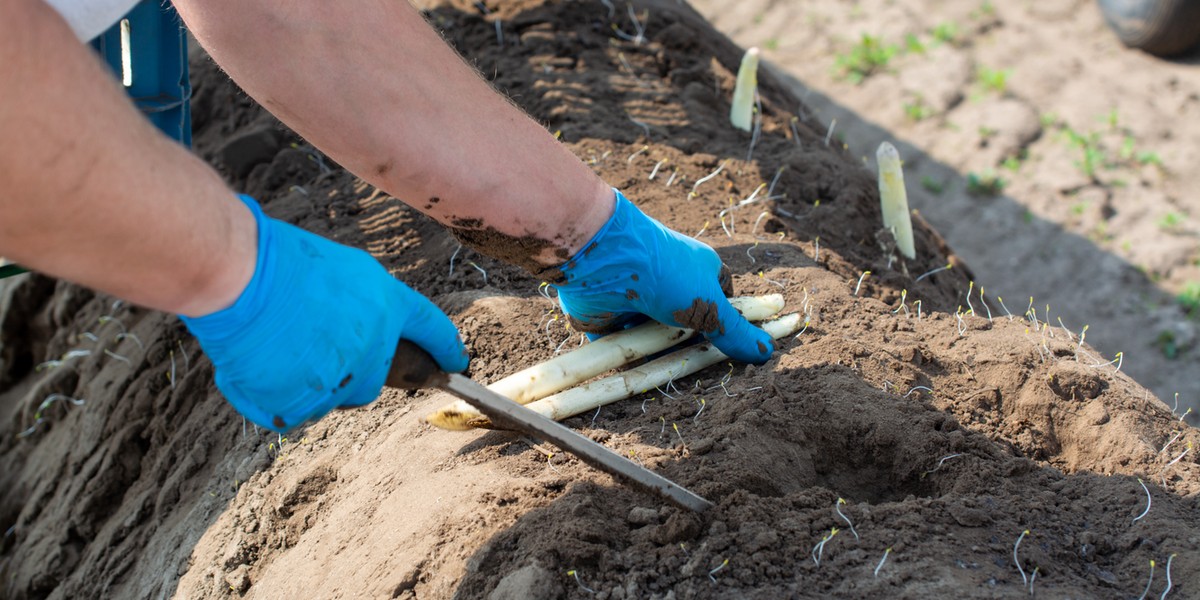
[437,372,714,512]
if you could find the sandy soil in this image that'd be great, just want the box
[1,1,1198,599]
[691,0,1200,422]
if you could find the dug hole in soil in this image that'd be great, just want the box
[1,1,1197,598]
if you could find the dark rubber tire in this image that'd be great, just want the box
[1097,0,1200,56]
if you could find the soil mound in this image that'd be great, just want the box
[1,1,1196,599]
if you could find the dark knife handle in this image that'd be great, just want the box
[384,339,449,390]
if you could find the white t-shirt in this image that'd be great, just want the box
[44,0,141,42]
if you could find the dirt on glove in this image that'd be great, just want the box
[1,1,1196,599]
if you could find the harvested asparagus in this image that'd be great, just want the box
[461,313,802,429]
[876,142,916,259]
[426,295,785,430]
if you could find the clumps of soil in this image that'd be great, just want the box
[0,1,1196,599]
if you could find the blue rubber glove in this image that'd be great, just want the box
[182,195,468,433]
[554,190,774,364]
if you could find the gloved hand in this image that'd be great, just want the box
[553,189,774,364]
[182,195,468,433]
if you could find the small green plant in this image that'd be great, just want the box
[931,21,959,45]
[1136,150,1163,167]
[966,170,1006,196]
[835,34,899,84]
[1063,128,1105,179]
[763,37,779,51]
[976,66,1011,94]
[904,33,926,54]
[920,175,946,195]
[1001,155,1022,172]
[1177,281,1200,317]
[903,97,933,122]
[1159,212,1185,231]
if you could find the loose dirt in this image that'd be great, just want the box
[1,1,1197,599]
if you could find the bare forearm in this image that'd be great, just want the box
[0,0,255,316]
[174,0,613,273]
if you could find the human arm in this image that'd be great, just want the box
[0,0,255,317]
[172,0,774,363]
[1,0,468,433]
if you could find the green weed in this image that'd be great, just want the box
[1158,212,1184,231]
[921,175,946,195]
[976,66,1011,94]
[967,170,1006,196]
[932,22,959,45]
[904,97,933,122]
[835,34,899,84]
[905,33,926,54]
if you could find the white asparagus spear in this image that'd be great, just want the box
[877,142,916,259]
[425,294,785,430]
[462,313,801,429]
[730,47,760,132]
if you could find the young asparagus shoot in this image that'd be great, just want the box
[730,47,760,132]
[854,271,871,296]
[1137,560,1155,600]
[874,547,892,577]
[567,570,596,594]
[877,142,916,259]
[1014,529,1030,585]
[835,498,860,541]
[708,559,729,584]
[812,528,839,566]
[1133,478,1152,523]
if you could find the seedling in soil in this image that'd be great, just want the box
[854,271,871,296]
[1161,441,1192,487]
[689,161,727,199]
[922,453,962,478]
[892,289,910,316]
[966,171,1006,196]
[789,116,802,146]
[567,570,596,594]
[168,350,176,389]
[825,118,837,147]
[931,22,959,45]
[835,34,898,84]
[751,211,771,237]
[1137,560,1155,600]
[1180,408,1193,424]
[1014,529,1030,585]
[665,169,679,187]
[835,498,859,541]
[115,332,143,350]
[904,386,933,399]
[730,47,760,132]
[966,281,976,315]
[903,98,933,122]
[448,243,462,276]
[104,349,131,365]
[1091,352,1123,372]
[627,145,649,163]
[812,528,839,566]
[1160,431,1183,456]
[708,559,729,584]
[98,315,127,334]
[1163,553,1176,598]
[628,112,651,139]
[649,159,667,180]
[36,349,92,371]
[1029,567,1039,596]
[746,96,763,161]
[996,296,1014,320]
[976,66,1011,94]
[874,547,892,577]
[915,262,952,283]
[979,286,994,322]
[1074,325,1090,362]
[17,394,86,438]
[1133,478,1152,523]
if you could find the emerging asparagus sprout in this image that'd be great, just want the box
[708,559,729,584]
[730,47,760,132]
[877,142,916,260]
